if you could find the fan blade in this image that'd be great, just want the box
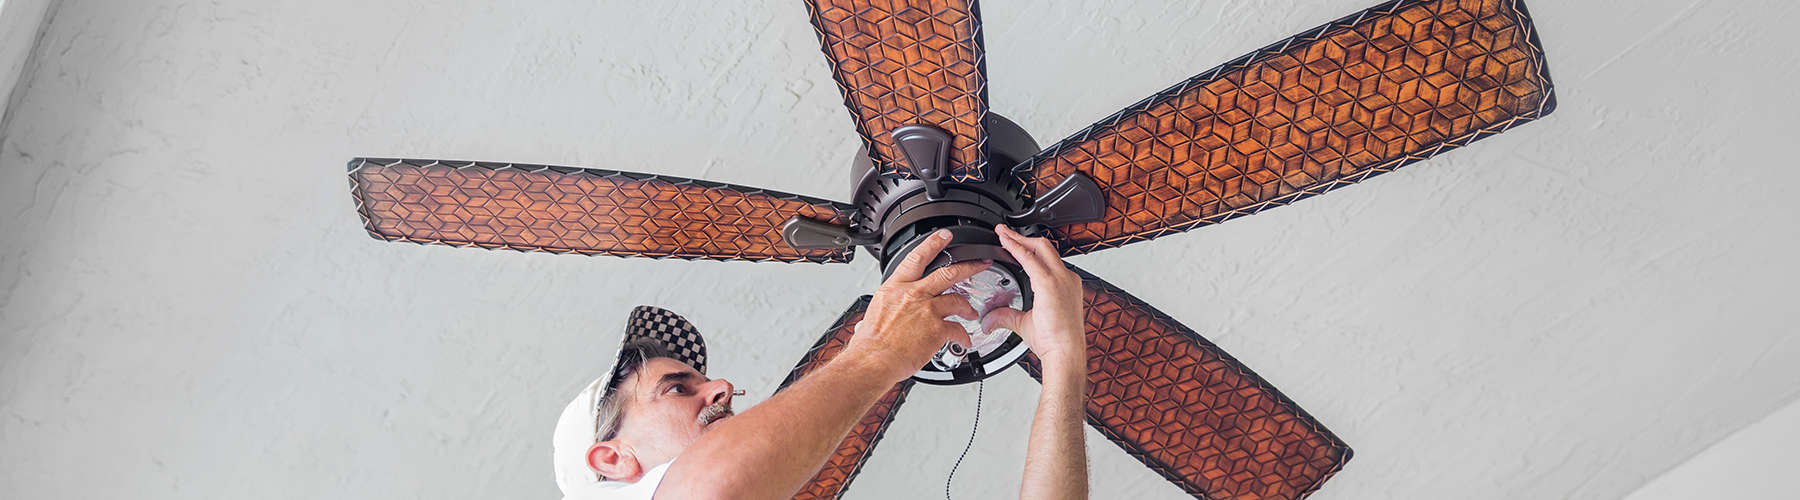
[1016,266,1351,500]
[1024,0,1556,255]
[348,158,855,263]
[803,0,990,183]
[776,296,914,500]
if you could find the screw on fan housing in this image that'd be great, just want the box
[783,113,1106,385]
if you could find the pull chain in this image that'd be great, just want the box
[945,379,983,500]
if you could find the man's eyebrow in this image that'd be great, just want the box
[654,371,699,389]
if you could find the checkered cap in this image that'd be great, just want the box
[611,305,708,385]
[551,305,709,495]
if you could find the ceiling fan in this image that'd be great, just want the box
[346,0,1556,497]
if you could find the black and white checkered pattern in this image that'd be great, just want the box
[601,306,709,396]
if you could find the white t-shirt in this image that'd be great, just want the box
[561,460,672,500]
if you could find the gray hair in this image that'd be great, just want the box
[594,338,674,445]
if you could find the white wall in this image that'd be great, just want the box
[2,1,1799,499]
[1625,397,1800,500]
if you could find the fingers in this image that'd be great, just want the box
[1001,225,1079,283]
[913,260,991,295]
[1008,225,1065,269]
[998,224,1058,267]
[890,229,956,282]
[919,295,976,349]
[930,294,980,322]
[980,306,1024,333]
[995,225,1056,282]
[1027,232,1059,257]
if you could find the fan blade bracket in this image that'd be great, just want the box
[1005,172,1106,230]
[891,124,951,198]
[781,216,879,250]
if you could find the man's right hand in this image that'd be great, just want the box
[660,230,986,499]
[843,229,987,383]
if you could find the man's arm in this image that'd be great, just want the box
[656,229,984,499]
[1021,356,1088,500]
[654,351,899,499]
[983,224,1089,500]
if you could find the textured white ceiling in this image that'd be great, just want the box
[3,0,1798,499]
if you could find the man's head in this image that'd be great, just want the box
[586,339,736,481]
[552,306,731,493]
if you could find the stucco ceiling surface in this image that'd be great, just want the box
[2,0,1797,498]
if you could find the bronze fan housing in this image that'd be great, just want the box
[784,112,1106,385]
[347,0,1557,498]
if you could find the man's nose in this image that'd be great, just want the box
[702,378,737,406]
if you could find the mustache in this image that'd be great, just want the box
[697,403,734,426]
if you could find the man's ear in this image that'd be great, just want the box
[587,440,644,482]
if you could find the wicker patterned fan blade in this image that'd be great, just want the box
[804,0,989,183]
[1016,266,1351,500]
[348,158,854,263]
[1024,0,1556,255]
[777,296,914,500]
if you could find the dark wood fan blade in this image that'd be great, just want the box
[348,158,854,263]
[1016,266,1351,500]
[804,0,990,183]
[1023,0,1557,255]
[777,296,914,500]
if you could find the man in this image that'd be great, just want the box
[552,226,1090,499]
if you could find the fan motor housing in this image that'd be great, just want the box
[779,112,1102,385]
[855,114,1040,273]
[851,113,1045,385]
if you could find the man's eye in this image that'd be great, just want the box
[665,385,688,395]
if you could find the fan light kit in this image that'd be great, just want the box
[348,0,1556,498]
[788,113,1104,384]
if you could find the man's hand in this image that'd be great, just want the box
[843,228,988,383]
[981,224,1091,500]
[980,224,1087,369]
[657,229,985,499]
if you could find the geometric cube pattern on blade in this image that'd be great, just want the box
[349,158,856,263]
[1024,0,1557,255]
[1019,267,1352,500]
[777,296,916,500]
[804,0,989,183]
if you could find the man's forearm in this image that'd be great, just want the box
[658,353,896,498]
[1020,355,1089,500]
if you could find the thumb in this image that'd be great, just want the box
[980,307,1026,334]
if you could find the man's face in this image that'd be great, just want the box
[612,357,737,467]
